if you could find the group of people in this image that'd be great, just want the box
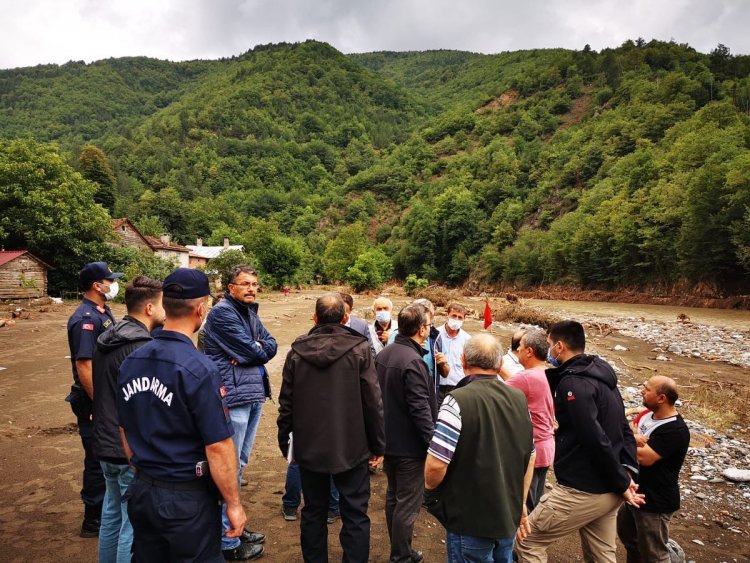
[66,261,690,563]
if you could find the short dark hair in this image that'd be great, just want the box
[124,276,162,313]
[446,303,466,316]
[548,320,586,353]
[522,330,548,361]
[316,293,345,324]
[398,304,426,337]
[340,293,354,310]
[655,381,679,406]
[510,330,525,351]
[227,265,258,286]
[163,296,205,319]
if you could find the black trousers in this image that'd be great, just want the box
[299,461,371,563]
[126,478,223,563]
[383,456,425,562]
[77,416,105,508]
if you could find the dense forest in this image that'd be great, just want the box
[1,39,749,294]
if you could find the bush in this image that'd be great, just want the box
[345,248,393,292]
[404,273,428,296]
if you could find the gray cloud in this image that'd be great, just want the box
[1,0,748,69]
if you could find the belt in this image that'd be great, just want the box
[138,472,208,491]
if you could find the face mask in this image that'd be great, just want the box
[447,318,463,331]
[375,311,391,325]
[102,281,119,301]
[547,343,561,367]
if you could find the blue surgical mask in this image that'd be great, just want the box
[547,343,561,367]
[375,311,391,325]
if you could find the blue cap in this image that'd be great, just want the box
[162,268,210,299]
[80,261,124,288]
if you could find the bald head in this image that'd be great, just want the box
[463,334,503,372]
[651,376,678,405]
[315,293,346,325]
[510,329,526,352]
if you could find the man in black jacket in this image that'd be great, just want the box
[92,276,164,563]
[517,320,645,563]
[376,303,436,563]
[277,293,385,563]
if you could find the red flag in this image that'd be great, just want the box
[483,298,492,330]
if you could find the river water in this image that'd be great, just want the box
[527,299,750,332]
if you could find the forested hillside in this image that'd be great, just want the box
[1,39,749,294]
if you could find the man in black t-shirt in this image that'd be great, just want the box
[617,376,690,563]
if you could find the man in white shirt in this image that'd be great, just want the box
[500,329,525,380]
[435,303,471,404]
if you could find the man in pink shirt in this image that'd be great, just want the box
[507,329,555,513]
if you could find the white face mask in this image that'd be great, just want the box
[375,310,391,325]
[103,281,119,301]
[447,318,463,331]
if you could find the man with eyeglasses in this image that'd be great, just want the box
[375,303,437,563]
[203,265,277,561]
[66,261,123,538]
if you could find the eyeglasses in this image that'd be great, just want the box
[231,281,259,288]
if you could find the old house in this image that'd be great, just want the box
[0,251,53,299]
[186,238,244,269]
[145,235,190,268]
[112,218,151,252]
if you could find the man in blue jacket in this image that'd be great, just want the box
[203,265,277,561]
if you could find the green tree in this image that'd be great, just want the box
[0,139,112,293]
[346,248,393,291]
[79,144,116,213]
[253,233,303,288]
[323,223,368,282]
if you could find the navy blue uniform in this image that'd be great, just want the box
[118,330,233,562]
[66,297,115,508]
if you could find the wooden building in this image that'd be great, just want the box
[0,251,53,299]
[112,218,152,251]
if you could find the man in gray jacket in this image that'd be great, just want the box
[278,293,385,563]
[92,276,164,563]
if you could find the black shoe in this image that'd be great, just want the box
[79,517,100,538]
[410,550,424,563]
[79,504,101,538]
[326,510,340,524]
[282,505,297,521]
[240,529,265,544]
[222,542,264,561]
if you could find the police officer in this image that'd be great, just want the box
[117,268,262,562]
[66,261,122,537]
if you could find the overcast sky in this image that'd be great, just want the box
[2,0,748,69]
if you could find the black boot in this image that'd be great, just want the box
[80,504,101,538]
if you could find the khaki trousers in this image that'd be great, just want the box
[516,484,623,563]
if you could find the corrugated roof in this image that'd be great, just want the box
[0,250,54,269]
[185,245,244,259]
[144,236,190,253]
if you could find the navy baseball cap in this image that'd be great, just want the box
[80,261,124,287]
[162,268,211,299]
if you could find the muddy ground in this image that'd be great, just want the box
[0,291,748,562]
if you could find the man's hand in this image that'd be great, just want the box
[224,502,247,538]
[516,505,531,542]
[369,455,383,469]
[435,352,450,377]
[634,433,648,447]
[379,331,390,344]
[622,479,646,508]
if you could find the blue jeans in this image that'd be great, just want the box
[283,463,339,512]
[221,401,263,550]
[446,532,514,563]
[99,461,135,563]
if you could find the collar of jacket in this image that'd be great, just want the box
[455,373,499,389]
[394,333,428,357]
[308,322,362,338]
[223,291,259,314]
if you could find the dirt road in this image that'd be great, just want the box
[0,290,747,562]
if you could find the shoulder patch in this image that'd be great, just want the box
[103,319,112,328]
[82,323,95,331]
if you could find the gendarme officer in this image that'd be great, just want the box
[117,268,260,562]
[66,261,122,537]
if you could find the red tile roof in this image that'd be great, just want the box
[0,250,54,269]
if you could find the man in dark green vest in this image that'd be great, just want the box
[424,333,535,562]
